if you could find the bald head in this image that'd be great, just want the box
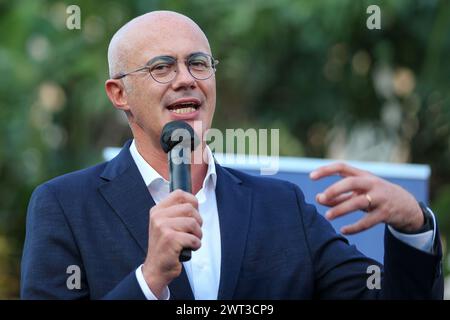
[107,11,211,78]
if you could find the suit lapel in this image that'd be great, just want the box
[99,164,153,254]
[99,140,194,299]
[215,164,253,300]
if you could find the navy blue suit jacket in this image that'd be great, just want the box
[21,141,443,299]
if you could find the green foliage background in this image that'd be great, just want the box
[0,0,449,298]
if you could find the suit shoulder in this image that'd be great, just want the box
[223,166,298,191]
[221,166,311,207]
[37,161,108,194]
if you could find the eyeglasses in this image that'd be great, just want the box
[112,52,219,83]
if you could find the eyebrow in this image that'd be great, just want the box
[145,55,174,66]
[144,52,210,66]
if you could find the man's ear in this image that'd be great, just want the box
[105,79,130,112]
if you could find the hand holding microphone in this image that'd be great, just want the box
[142,121,201,298]
[160,120,200,262]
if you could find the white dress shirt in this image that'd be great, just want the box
[129,140,436,300]
[130,140,221,300]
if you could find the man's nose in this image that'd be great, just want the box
[171,62,196,90]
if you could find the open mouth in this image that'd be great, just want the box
[167,102,200,114]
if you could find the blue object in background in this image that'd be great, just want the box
[103,148,430,263]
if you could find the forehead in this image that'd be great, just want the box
[128,17,211,61]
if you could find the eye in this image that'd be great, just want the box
[189,59,209,70]
[151,63,172,72]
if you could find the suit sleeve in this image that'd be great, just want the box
[21,184,89,299]
[21,183,146,300]
[293,185,444,299]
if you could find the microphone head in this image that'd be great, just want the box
[160,120,199,153]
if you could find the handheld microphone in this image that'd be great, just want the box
[160,120,199,262]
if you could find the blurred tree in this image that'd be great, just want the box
[0,0,449,298]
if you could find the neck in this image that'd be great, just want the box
[133,130,208,195]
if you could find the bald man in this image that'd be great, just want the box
[21,11,443,300]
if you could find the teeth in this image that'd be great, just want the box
[170,107,197,114]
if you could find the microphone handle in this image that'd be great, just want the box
[169,146,192,262]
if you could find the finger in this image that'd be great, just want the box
[157,189,199,210]
[317,176,373,204]
[325,193,372,220]
[310,162,367,180]
[174,231,202,252]
[164,217,203,240]
[319,192,354,207]
[152,203,203,227]
[340,210,383,235]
